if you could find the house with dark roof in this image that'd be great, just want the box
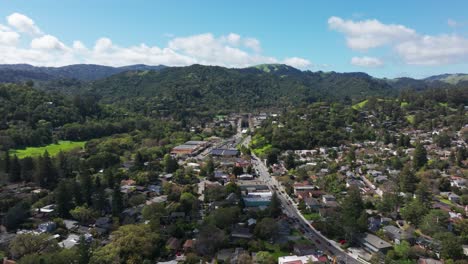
[210,148,239,157]
[359,233,392,254]
[382,225,414,245]
[231,227,253,240]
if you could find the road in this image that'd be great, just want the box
[242,136,360,264]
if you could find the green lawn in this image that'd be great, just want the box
[406,115,415,124]
[352,99,368,110]
[303,212,321,221]
[264,243,289,259]
[11,141,86,158]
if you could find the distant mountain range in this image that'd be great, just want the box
[0,63,466,86]
[0,63,166,82]
[0,63,466,109]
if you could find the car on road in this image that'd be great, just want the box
[315,239,321,244]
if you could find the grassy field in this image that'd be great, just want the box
[11,141,86,158]
[303,212,321,221]
[352,99,369,110]
[406,115,415,124]
[264,243,289,259]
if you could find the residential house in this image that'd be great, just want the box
[293,244,315,256]
[166,237,181,253]
[322,194,338,208]
[383,225,414,244]
[183,239,195,252]
[418,258,443,264]
[448,193,461,204]
[94,217,112,234]
[38,222,56,233]
[359,233,392,254]
[278,255,318,264]
[231,227,253,240]
[303,197,321,211]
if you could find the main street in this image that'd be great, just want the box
[241,136,360,264]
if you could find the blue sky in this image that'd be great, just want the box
[0,0,468,78]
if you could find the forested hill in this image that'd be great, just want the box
[0,64,166,82]
[81,64,395,110]
[0,63,466,114]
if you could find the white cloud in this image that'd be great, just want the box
[328,16,416,50]
[168,33,276,67]
[447,19,458,28]
[224,33,241,45]
[244,37,261,52]
[31,35,67,50]
[396,34,468,65]
[282,57,312,68]
[0,24,20,45]
[330,16,468,66]
[0,12,311,68]
[7,13,42,35]
[351,56,383,67]
[72,40,86,51]
[94,37,113,52]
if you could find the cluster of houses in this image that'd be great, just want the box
[267,123,468,263]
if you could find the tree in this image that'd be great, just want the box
[254,218,278,240]
[204,156,215,180]
[420,210,449,236]
[93,176,107,213]
[21,157,34,182]
[434,132,451,148]
[376,191,400,215]
[415,180,432,206]
[266,149,279,166]
[9,233,59,259]
[340,187,366,244]
[284,153,296,170]
[80,171,93,206]
[237,253,253,264]
[180,192,198,214]
[8,154,21,182]
[77,235,91,264]
[400,199,428,225]
[70,206,98,225]
[399,165,417,193]
[3,201,30,230]
[436,232,463,260]
[18,248,79,264]
[394,240,411,260]
[225,182,240,195]
[255,251,276,264]
[413,143,428,170]
[3,151,10,174]
[55,180,74,218]
[35,151,58,188]
[268,192,282,218]
[163,154,178,173]
[232,166,243,176]
[209,207,240,229]
[90,224,161,264]
[133,151,144,170]
[112,184,123,217]
[195,224,226,256]
[142,203,166,231]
